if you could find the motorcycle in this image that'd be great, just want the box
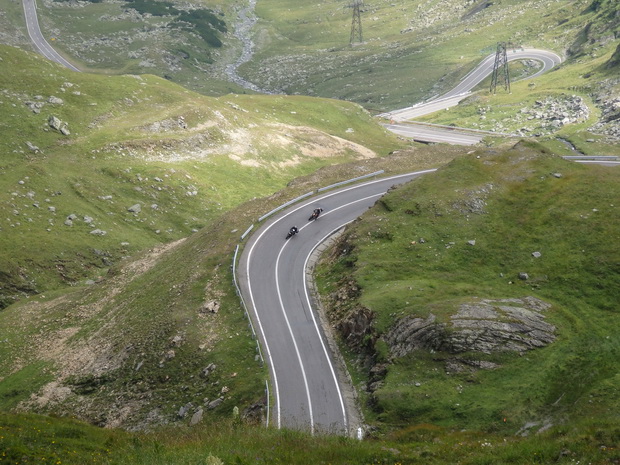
[308,208,323,221]
[285,227,299,240]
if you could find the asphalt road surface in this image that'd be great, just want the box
[384,121,488,145]
[382,48,562,122]
[22,0,80,71]
[237,170,435,434]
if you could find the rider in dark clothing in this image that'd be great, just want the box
[290,226,299,235]
[309,208,323,220]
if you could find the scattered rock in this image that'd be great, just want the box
[207,397,224,409]
[201,363,217,378]
[189,408,203,425]
[127,204,141,213]
[26,141,40,153]
[48,116,62,131]
[242,402,265,424]
[467,240,476,246]
[25,101,45,113]
[518,272,529,280]
[532,251,542,258]
[178,402,193,418]
[200,300,220,314]
[48,96,64,105]
[90,229,107,236]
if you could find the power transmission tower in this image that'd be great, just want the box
[349,0,363,45]
[490,42,511,94]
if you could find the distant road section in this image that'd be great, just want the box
[382,48,562,122]
[384,121,489,145]
[22,0,80,71]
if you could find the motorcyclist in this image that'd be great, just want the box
[286,226,299,239]
[309,207,323,221]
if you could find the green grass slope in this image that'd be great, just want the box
[0,113,462,432]
[316,143,619,450]
[0,44,404,308]
[1,407,617,464]
[244,0,617,108]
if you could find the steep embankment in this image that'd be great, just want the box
[317,143,620,434]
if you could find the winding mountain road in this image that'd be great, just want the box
[22,0,79,71]
[382,48,562,122]
[379,48,563,144]
[238,155,617,434]
[237,171,435,434]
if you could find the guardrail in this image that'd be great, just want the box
[232,244,264,365]
[385,120,515,137]
[240,224,254,240]
[562,155,618,160]
[317,170,384,192]
[258,191,315,222]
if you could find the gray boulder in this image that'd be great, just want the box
[26,141,40,152]
[190,408,203,425]
[48,116,62,130]
[178,402,193,418]
[207,397,224,410]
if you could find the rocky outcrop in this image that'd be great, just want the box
[606,43,620,70]
[589,78,620,142]
[385,296,556,358]
[517,95,590,132]
[337,306,375,350]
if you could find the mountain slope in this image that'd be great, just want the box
[317,143,620,435]
[0,44,403,309]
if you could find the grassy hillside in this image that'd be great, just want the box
[0,44,404,308]
[416,43,620,156]
[0,107,462,432]
[1,409,617,464]
[316,143,619,451]
[244,0,617,108]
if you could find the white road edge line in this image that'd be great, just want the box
[245,242,282,429]
[300,193,385,435]
[275,240,315,434]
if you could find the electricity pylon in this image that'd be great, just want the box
[490,42,511,94]
[349,0,363,45]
